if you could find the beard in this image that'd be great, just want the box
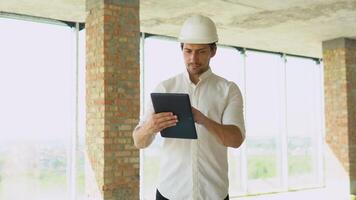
[187,63,209,75]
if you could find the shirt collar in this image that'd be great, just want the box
[184,67,213,84]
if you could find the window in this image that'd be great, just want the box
[0,16,85,200]
[140,35,324,199]
[141,36,184,199]
[285,56,323,189]
[210,46,246,196]
[244,51,284,193]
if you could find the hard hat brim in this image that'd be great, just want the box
[178,38,218,44]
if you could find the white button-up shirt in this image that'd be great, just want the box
[139,68,245,200]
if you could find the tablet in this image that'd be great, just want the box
[150,93,197,139]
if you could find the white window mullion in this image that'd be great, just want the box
[240,49,248,195]
[139,33,145,200]
[67,22,79,200]
[315,61,325,187]
[280,54,289,191]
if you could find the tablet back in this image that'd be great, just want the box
[151,93,197,139]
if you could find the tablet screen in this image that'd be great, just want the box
[150,93,198,139]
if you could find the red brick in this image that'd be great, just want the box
[86,0,139,199]
[323,38,356,193]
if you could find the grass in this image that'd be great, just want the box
[38,170,66,188]
[248,155,277,179]
[288,155,312,176]
[247,154,312,180]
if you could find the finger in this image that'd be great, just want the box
[153,112,173,118]
[148,113,173,126]
[149,116,177,132]
[158,120,178,130]
[156,117,178,129]
[155,115,178,124]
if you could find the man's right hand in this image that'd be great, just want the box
[144,112,178,135]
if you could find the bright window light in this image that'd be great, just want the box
[0,17,85,200]
[140,35,325,199]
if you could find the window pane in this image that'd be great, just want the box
[210,46,245,196]
[142,37,184,199]
[143,37,185,111]
[286,56,320,189]
[245,51,284,193]
[0,18,75,200]
[140,36,325,198]
[210,46,244,92]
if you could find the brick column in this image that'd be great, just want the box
[86,0,140,199]
[323,38,356,194]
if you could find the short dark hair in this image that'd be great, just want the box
[180,43,217,51]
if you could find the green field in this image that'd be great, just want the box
[247,154,312,179]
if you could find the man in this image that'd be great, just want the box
[133,14,245,200]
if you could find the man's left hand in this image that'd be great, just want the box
[191,107,206,125]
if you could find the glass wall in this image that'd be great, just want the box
[140,35,325,199]
[244,51,284,193]
[0,17,85,200]
[210,46,245,196]
[285,56,322,189]
[141,36,184,199]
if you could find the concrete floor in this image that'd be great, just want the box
[233,187,352,200]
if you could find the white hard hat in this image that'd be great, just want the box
[178,14,218,44]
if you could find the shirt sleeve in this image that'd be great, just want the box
[222,82,246,139]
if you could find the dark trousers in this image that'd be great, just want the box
[156,189,229,200]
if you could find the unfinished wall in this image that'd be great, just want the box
[85,0,140,199]
[323,37,356,195]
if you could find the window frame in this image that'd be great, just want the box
[139,33,325,198]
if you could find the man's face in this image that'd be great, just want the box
[182,43,216,76]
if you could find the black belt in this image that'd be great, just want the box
[156,189,229,200]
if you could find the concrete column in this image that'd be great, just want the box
[323,37,356,194]
[86,0,140,199]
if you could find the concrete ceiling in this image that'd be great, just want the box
[1,0,355,58]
